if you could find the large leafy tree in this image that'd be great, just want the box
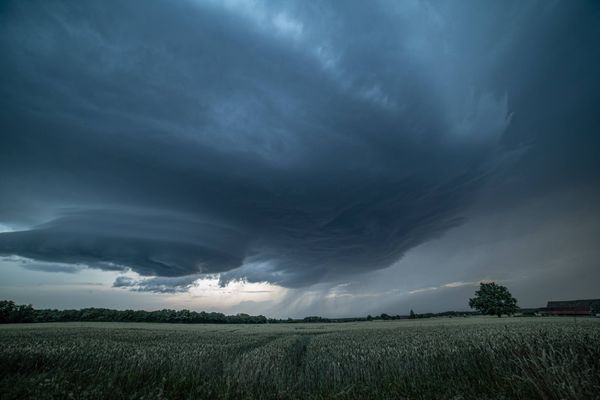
[0,300,16,323]
[469,282,518,317]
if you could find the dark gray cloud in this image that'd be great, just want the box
[22,263,84,274]
[0,0,598,289]
[2,256,87,274]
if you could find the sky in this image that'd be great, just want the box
[0,0,599,318]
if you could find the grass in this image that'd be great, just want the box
[1,317,599,399]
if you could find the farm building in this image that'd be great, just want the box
[542,299,600,316]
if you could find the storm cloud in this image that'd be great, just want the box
[0,0,598,290]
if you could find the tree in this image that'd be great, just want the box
[409,309,416,319]
[469,282,518,317]
[0,300,16,323]
[0,300,34,323]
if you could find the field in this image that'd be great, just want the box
[1,317,599,399]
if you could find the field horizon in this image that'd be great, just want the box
[1,314,595,330]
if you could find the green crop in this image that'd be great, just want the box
[1,317,599,399]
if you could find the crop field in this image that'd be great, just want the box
[1,317,599,399]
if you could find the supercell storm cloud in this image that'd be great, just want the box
[0,1,598,291]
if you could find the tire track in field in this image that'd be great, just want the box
[223,333,319,396]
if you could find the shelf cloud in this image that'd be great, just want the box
[0,1,598,292]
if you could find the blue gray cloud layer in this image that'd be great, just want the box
[0,1,598,287]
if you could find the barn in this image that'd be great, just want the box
[542,299,600,316]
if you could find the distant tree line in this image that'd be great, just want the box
[1,300,482,325]
[267,311,480,324]
[0,300,267,324]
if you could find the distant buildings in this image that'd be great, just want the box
[541,299,600,317]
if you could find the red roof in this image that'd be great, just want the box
[543,307,592,315]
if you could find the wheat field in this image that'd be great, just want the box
[1,317,599,399]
